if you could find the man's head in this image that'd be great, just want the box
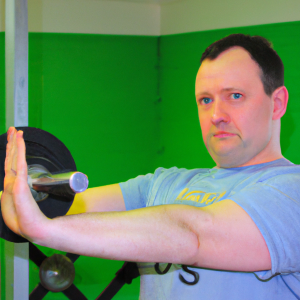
[196,34,288,168]
[200,34,284,96]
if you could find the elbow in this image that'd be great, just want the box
[165,205,211,265]
[185,230,201,266]
[181,208,214,266]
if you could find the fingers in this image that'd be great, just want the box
[11,129,18,173]
[4,128,26,178]
[4,127,17,175]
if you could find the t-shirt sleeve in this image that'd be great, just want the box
[119,173,154,210]
[229,173,300,280]
[119,167,176,211]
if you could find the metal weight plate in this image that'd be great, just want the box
[0,127,77,243]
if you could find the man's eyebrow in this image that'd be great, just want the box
[195,87,246,97]
[195,91,211,97]
[221,87,246,93]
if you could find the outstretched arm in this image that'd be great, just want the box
[1,128,271,272]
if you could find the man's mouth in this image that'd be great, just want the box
[213,131,236,138]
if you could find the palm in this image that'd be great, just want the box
[1,128,46,240]
[2,129,20,234]
[2,176,20,234]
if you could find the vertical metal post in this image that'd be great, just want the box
[6,0,28,127]
[4,0,29,299]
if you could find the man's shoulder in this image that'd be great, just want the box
[231,158,300,197]
[248,158,300,181]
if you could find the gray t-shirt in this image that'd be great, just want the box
[119,158,300,299]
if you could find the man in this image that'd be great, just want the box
[2,34,300,299]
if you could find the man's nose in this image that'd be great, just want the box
[211,99,230,126]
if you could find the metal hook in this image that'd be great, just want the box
[179,265,199,285]
[154,263,172,275]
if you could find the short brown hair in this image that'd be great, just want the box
[200,34,284,96]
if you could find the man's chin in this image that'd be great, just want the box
[216,160,243,168]
[208,146,247,168]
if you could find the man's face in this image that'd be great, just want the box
[195,47,274,168]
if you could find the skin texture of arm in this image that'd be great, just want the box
[1,128,271,272]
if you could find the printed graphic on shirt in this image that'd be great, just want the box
[176,188,226,205]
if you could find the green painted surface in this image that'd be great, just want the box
[29,33,160,187]
[28,33,159,299]
[0,19,300,300]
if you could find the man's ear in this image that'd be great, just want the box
[272,86,289,120]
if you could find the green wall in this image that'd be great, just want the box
[29,33,160,187]
[28,33,159,299]
[1,20,300,300]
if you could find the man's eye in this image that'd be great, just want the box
[201,97,212,104]
[231,93,242,99]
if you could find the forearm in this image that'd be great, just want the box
[36,204,200,264]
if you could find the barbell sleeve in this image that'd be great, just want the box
[28,165,89,201]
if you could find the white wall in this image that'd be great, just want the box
[30,0,160,35]
[0,0,4,32]
[1,0,160,35]
[1,0,300,35]
[161,0,300,35]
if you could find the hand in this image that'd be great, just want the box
[1,127,49,242]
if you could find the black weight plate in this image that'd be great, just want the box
[0,127,77,243]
